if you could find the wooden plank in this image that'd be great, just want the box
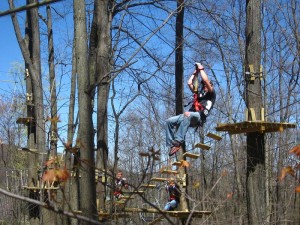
[18,147,37,152]
[139,152,150,157]
[148,215,164,225]
[161,170,178,174]
[98,212,130,218]
[166,210,212,218]
[172,161,182,166]
[16,117,34,124]
[123,190,144,194]
[141,184,156,188]
[206,132,222,141]
[123,208,212,218]
[194,143,211,150]
[153,156,160,161]
[124,208,161,213]
[182,152,199,159]
[22,186,59,190]
[249,108,256,121]
[119,196,134,200]
[261,108,265,121]
[151,177,169,182]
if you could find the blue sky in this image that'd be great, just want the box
[0,2,23,95]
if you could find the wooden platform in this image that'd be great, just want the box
[167,210,212,218]
[99,212,131,218]
[124,208,212,218]
[216,121,296,134]
[22,186,59,190]
[194,143,211,150]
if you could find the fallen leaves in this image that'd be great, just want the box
[278,166,295,181]
[289,145,300,156]
[42,167,70,183]
[281,144,300,193]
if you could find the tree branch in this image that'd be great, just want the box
[0,0,62,17]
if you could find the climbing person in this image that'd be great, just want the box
[113,171,129,200]
[163,179,181,211]
[166,62,216,156]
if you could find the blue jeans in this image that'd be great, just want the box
[164,200,178,211]
[166,112,201,148]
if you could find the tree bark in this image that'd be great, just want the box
[9,0,46,223]
[92,0,113,212]
[245,1,265,224]
[74,0,97,222]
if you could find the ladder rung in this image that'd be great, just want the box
[151,177,169,182]
[206,132,222,141]
[16,117,34,125]
[139,152,150,157]
[194,143,211,150]
[172,161,182,166]
[161,170,178,174]
[141,184,156,188]
[182,152,200,159]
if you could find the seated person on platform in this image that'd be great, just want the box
[164,179,181,211]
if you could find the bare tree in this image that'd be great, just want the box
[73,0,97,222]
[9,0,47,224]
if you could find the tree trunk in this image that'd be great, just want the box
[93,0,113,212]
[74,0,97,222]
[9,0,46,223]
[62,41,79,225]
[175,0,184,116]
[245,1,265,224]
